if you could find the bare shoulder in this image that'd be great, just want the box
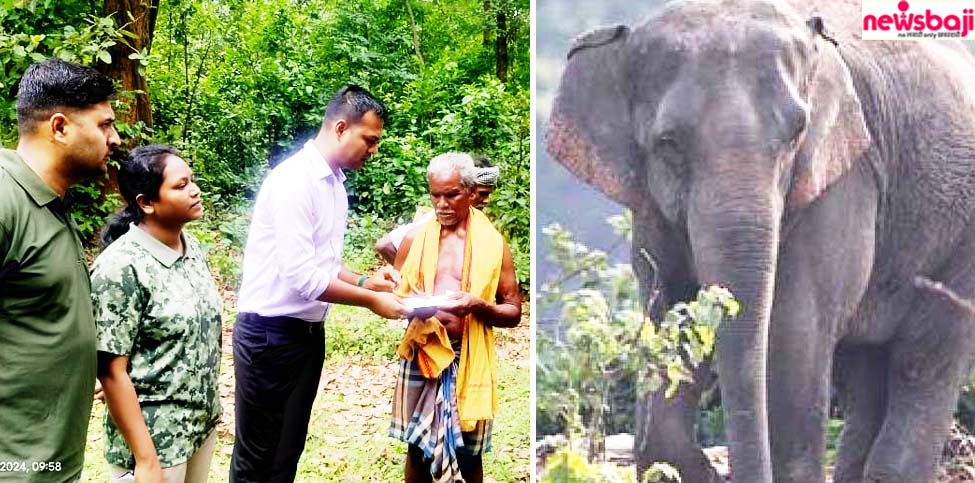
[394,228,419,270]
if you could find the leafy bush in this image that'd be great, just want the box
[183,201,247,292]
[537,216,738,464]
[541,448,680,483]
[0,1,135,146]
[65,180,121,241]
[542,449,635,483]
[342,212,389,273]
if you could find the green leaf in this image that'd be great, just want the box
[96,50,112,64]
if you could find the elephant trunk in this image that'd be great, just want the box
[688,180,782,483]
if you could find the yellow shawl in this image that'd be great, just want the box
[395,208,503,431]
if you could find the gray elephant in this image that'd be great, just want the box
[545,0,975,482]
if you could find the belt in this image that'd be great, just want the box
[236,312,324,334]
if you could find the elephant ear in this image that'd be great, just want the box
[547,25,639,208]
[788,16,871,209]
[568,25,629,59]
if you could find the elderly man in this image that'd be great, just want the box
[374,156,500,265]
[0,58,120,482]
[389,152,521,483]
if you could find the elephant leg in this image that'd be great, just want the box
[636,361,722,483]
[767,312,833,483]
[864,279,975,483]
[832,345,888,483]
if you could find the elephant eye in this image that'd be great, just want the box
[770,99,808,146]
[653,131,681,151]
[650,130,686,171]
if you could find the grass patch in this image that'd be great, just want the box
[324,305,403,364]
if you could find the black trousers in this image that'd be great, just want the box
[230,312,326,483]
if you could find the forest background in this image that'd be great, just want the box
[1,0,530,480]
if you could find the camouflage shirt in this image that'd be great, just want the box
[91,225,222,468]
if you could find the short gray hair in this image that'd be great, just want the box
[427,152,477,189]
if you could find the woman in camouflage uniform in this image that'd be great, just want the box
[91,144,222,483]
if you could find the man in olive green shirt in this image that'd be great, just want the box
[0,59,120,482]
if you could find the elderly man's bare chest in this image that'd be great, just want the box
[432,232,468,338]
[433,233,466,293]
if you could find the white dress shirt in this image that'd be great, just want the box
[388,210,434,250]
[237,141,348,322]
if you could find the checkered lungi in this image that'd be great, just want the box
[390,343,492,483]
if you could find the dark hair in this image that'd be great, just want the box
[16,58,116,133]
[324,85,388,125]
[101,144,178,247]
[473,154,494,169]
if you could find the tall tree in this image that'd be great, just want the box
[484,0,525,83]
[495,7,508,82]
[99,0,159,133]
[405,0,424,66]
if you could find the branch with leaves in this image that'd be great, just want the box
[538,215,739,475]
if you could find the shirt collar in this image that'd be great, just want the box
[126,223,194,268]
[0,149,60,207]
[303,141,346,183]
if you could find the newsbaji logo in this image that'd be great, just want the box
[862,0,975,40]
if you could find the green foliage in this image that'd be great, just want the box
[825,418,844,466]
[146,0,531,283]
[537,215,738,466]
[955,364,975,434]
[642,462,682,483]
[2,0,529,277]
[958,385,975,433]
[324,306,402,363]
[541,449,639,483]
[0,1,135,146]
[696,405,725,447]
[183,201,248,292]
[65,178,120,241]
[342,212,389,273]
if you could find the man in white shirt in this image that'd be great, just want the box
[231,85,408,483]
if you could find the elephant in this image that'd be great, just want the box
[545,0,975,482]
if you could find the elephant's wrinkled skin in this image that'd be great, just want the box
[546,1,975,482]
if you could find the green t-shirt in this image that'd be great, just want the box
[91,225,222,468]
[0,150,96,483]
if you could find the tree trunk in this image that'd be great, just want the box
[97,0,158,193]
[495,9,508,82]
[100,0,157,133]
[405,0,424,66]
[482,0,492,46]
